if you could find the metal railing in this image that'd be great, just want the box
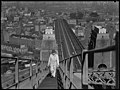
[1,56,48,89]
[58,31,119,89]
[1,57,34,89]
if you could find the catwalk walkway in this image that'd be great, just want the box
[37,74,58,89]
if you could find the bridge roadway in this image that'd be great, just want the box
[55,19,84,71]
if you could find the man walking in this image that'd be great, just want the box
[48,50,59,78]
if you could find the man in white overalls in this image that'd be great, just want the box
[48,50,59,77]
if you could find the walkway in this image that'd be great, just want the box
[37,74,58,89]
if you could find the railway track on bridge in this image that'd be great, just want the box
[55,19,84,71]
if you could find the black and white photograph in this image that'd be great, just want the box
[1,1,119,89]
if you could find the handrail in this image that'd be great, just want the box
[4,70,39,89]
[60,42,116,65]
[60,53,82,63]
[59,31,119,89]
[82,45,115,65]
[115,31,119,89]
[60,44,115,63]
[19,76,32,83]
[4,82,17,89]
[83,45,115,54]
[1,57,17,63]
[1,56,41,89]
[58,67,77,89]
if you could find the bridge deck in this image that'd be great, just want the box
[37,74,58,89]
